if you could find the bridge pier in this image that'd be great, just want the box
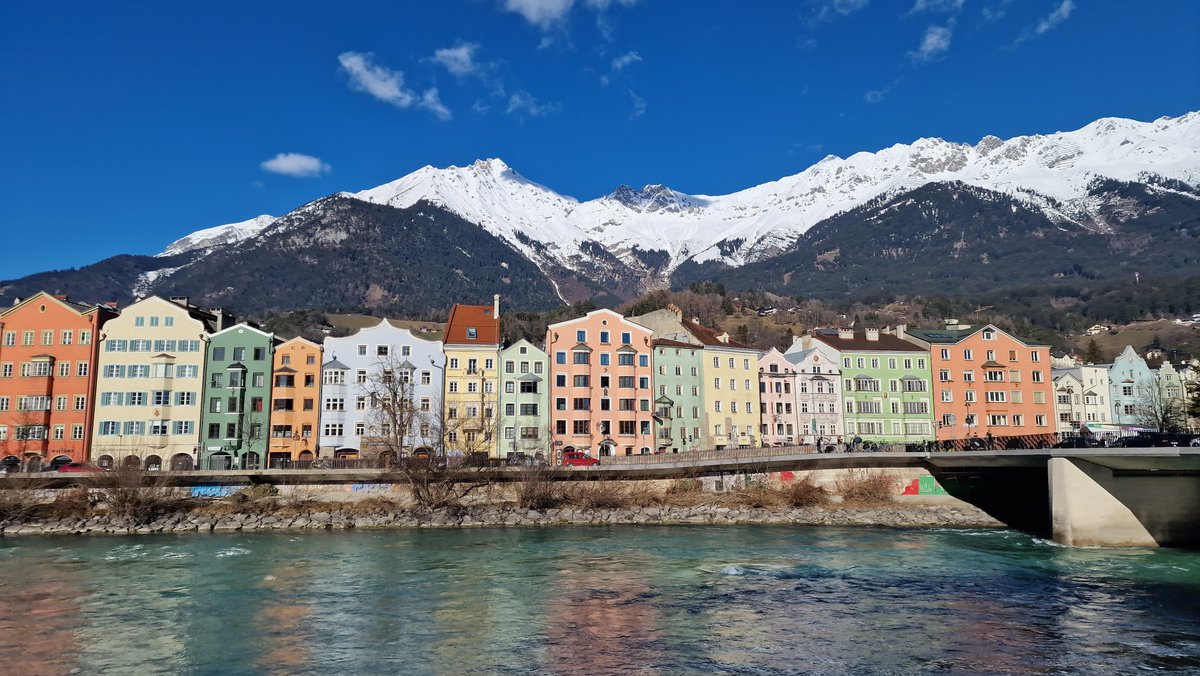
[1048,457,1200,548]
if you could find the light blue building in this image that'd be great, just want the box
[1106,345,1156,433]
[319,320,444,459]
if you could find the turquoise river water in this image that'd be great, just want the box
[1,526,1199,674]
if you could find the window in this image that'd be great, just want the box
[1035,414,1047,427]
[323,423,344,437]
[573,420,589,435]
[325,398,345,411]
[939,348,950,360]
[939,369,951,382]
[986,370,1005,382]
[941,390,952,403]
[2,332,12,346]
[1031,371,1044,383]
[986,391,1007,403]
[963,349,973,360]
[621,331,632,344]
[982,329,996,341]
[519,381,538,394]
[377,345,390,357]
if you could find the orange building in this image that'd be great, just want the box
[267,336,323,465]
[546,309,655,460]
[901,324,1055,443]
[0,292,116,469]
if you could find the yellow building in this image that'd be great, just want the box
[683,320,761,450]
[442,298,501,457]
[91,296,234,469]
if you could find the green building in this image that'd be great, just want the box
[651,338,707,453]
[497,339,550,461]
[199,324,274,469]
[810,328,935,444]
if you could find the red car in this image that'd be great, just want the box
[57,462,108,473]
[561,451,600,467]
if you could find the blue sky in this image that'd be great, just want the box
[1,0,1198,278]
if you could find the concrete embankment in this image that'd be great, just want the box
[1,502,1001,536]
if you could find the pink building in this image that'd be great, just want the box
[546,309,655,460]
[758,348,801,446]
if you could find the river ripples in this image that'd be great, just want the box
[1,526,1198,674]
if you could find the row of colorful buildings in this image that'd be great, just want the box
[0,292,1192,470]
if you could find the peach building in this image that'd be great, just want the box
[902,324,1055,442]
[0,292,116,469]
[267,336,323,465]
[758,348,801,446]
[546,309,655,460]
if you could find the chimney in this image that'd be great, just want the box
[837,328,854,340]
[11,297,20,307]
[54,294,68,301]
[666,303,683,320]
[493,294,500,319]
[865,328,880,341]
[104,301,119,310]
[170,296,190,308]
[895,324,907,339]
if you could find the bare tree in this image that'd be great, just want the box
[1136,378,1188,434]
[360,355,422,465]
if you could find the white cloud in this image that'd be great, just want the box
[502,0,575,29]
[419,88,452,121]
[584,0,639,8]
[507,91,556,117]
[811,0,869,26]
[337,51,415,108]
[910,22,954,62]
[260,153,331,178]
[611,50,642,71]
[864,77,903,103]
[908,0,964,13]
[338,51,453,120]
[1035,0,1074,34]
[432,42,482,77]
[629,89,646,118]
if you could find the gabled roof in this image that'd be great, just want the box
[274,366,297,374]
[681,319,752,350]
[518,373,542,383]
[811,328,925,353]
[323,357,350,370]
[443,303,500,345]
[0,290,119,321]
[652,338,696,349]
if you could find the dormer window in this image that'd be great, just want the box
[467,328,477,340]
[982,329,996,341]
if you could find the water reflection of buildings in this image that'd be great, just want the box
[0,558,85,676]
[253,563,313,675]
[543,552,664,675]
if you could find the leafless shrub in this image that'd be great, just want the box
[835,469,897,504]
[49,485,98,518]
[389,459,492,511]
[728,486,785,509]
[341,496,403,516]
[568,479,662,509]
[781,475,830,508]
[0,488,43,524]
[100,465,188,525]
[666,477,701,495]
[516,467,570,510]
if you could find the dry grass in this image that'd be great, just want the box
[0,488,44,524]
[48,485,99,518]
[835,469,897,504]
[516,468,571,510]
[99,466,189,525]
[781,475,830,508]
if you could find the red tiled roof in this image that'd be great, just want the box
[811,328,926,352]
[652,338,697,348]
[443,304,500,345]
[681,319,752,349]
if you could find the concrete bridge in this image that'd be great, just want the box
[5,447,1198,548]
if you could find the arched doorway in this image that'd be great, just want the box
[243,452,261,470]
[49,455,73,470]
[122,455,141,469]
[377,450,396,467]
[334,448,359,460]
[208,452,232,470]
[96,455,114,469]
[298,450,314,461]
[170,453,194,471]
[1,455,20,473]
[144,455,163,471]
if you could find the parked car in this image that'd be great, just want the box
[561,451,600,467]
[57,462,107,473]
[1112,433,1200,448]
[1053,436,1106,449]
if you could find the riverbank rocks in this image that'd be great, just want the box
[0,501,1002,536]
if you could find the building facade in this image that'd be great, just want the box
[319,320,444,459]
[199,324,274,469]
[903,324,1055,443]
[1051,364,1113,438]
[267,337,322,465]
[758,348,800,447]
[498,339,550,461]
[651,339,706,453]
[546,309,655,460]
[91,296,232,470]
[0,292,115,469]
[1107,345,1156,433]
[442,300,501,457]
[783,342,844,444]
[810,328,935,444]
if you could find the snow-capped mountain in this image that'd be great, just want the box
[336,111,1199,282]
[160,214,277,256]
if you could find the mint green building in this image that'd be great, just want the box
[809,328,935,444]
[199,324,274,469]
[498,339,550,461]
[651,338,707,453]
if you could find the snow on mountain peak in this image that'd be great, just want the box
[159,214,276,256]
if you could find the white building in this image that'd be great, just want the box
[319,320,444,459]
